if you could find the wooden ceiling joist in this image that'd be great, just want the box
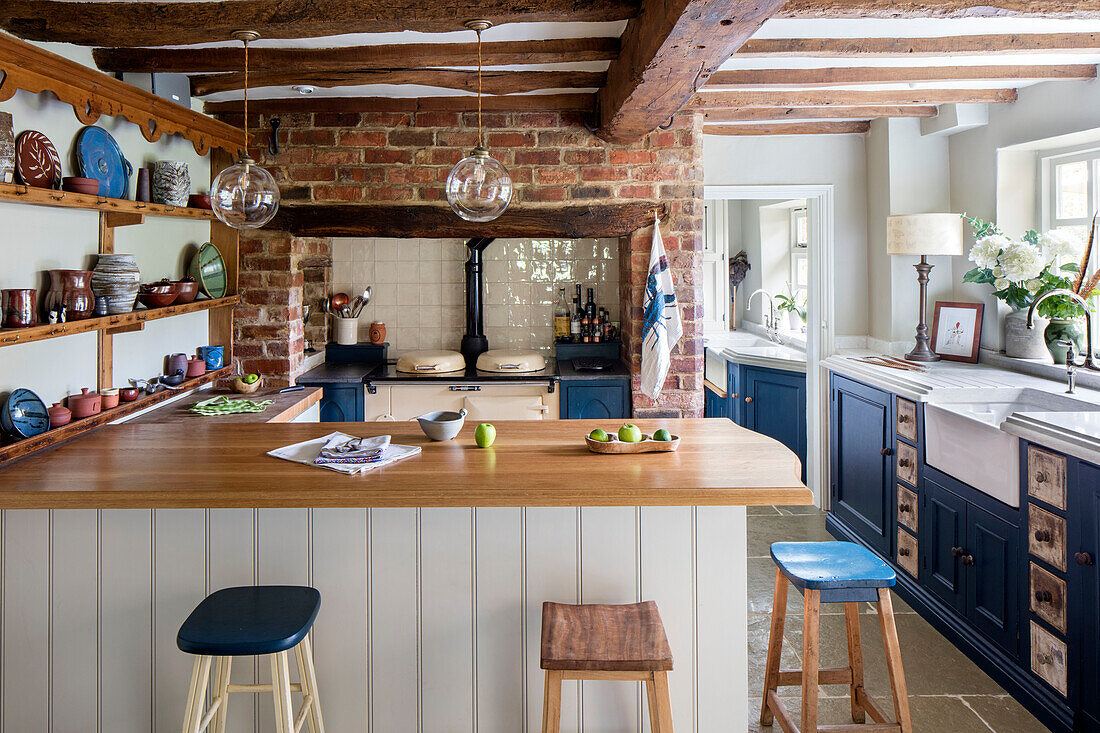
[775,0,1100,18]
[93,38,620,75]
[190,69,605,97]
[204,93,596,117]
[737,33,1100,57]
[595,0,788,143]
[706,64,1098,88]
[691,88,1018,108]
[704,121,871,135]
[701,105,937,122]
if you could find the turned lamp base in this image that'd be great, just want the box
[904,256,941,363]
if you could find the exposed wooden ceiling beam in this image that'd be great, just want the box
[204,93,595,116]
[93,38,620,74]
[707,64,1097,88]
[0,0,639,46]
[190,69,605,96]
[704,121,871,134]
[596,0,788,143]
[690,88,1017,108]
[775,0,1100,18]
[701,105,937,121]
[737,33,1100,57]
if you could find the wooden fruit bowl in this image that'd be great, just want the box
[584,434,680,454]
[231,376,263,394]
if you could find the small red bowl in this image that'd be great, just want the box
[188,194,212,210]
[138,291,178,308]
[119,387,140,402]
[173,280,199,304]
[62,177,100,195]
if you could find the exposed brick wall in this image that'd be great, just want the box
[225,106,704,415]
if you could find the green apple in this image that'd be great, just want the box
[618,423,643,443]
[653,428,672,442]
[588,428,609,442]
[244,373,260,384]
[474,423,496,448]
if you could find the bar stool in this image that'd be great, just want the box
[540,600,675,733]
[176,585,326,733]
[761,541,912,733]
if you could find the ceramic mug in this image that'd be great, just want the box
[198,345,223,370]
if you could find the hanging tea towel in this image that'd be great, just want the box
[640,217,683,400]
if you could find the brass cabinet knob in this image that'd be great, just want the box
[1035,471,1048,484]
[962,555,975,566]
[899,458,912,468]
[1034,530,1053,543]
[898,547,911,557]
[1034,590,1053,604]
[881,448,892,456]
[898,415,911,423]
[1036,653,1054,666]
[745,397,753,403]
[1075,552,1094,566]
[951,546,965,558]
[899,503,911,512]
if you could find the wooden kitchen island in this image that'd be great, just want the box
[0,419,807,732]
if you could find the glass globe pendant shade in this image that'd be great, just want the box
[446,147,512,222]
[211,156,281,230]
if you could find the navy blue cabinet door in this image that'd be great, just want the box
[1076,461,1100,730]
[562,383,628,420]
[923,473,967,614]
[727,362,741,425]
[704,386,728,419]
[319,385,362,422]
[965,504,1019,657]
[743,366,807,482]
[830,374,892,555]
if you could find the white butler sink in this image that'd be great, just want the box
[925,389,1100,507]
[726,345,806,363]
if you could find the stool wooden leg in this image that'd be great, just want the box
[652,670,675,733]
[877,589,913,733]
[843,602,866,724]
[645,673,660,733]
[295,635,326,733]
[761,567,789,726]
[210,656,232,733]
[541,670,563,733]
[181,655,212,733]
[801,589,821,733]
[270,651,295,733]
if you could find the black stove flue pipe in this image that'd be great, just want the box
[461,237,495,367]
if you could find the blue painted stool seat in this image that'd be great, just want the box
[771,541,896,604]
[177,585,321,656]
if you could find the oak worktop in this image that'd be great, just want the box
[126,387,322,424]
[0,419,809,509]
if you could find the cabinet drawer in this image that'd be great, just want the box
[896,528,918,577]
[896,397,918,442]
[1029,504,1067,573]
[896,441,917,486]
[1027,445,1067,510]
[1029,563,1067,634]
[1030,621,1068,697]
[897,484,918,532]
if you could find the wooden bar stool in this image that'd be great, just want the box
[761,542,912,733]
[540,600,675,733]
[176,585,326,733]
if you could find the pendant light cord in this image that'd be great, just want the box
[476,28,483,149]
[243,38,250,148]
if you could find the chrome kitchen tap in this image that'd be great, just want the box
[1027,288,1098,370]
[746,289,782,343]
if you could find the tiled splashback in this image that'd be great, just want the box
[329,237,620,354]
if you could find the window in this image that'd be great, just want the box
[790,207,809,248]
[790,207,809,290]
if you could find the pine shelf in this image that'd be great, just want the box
[0,182,217,222]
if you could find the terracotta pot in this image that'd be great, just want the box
[47,402,71,428]
[46,269,95,321]
[186,357,206,377]
[369,321,387,345]
[91,253,141,315]
[67,387,101,419]
[165,353,188,378]
[99,388,119,410]
[2,288,37,327]
[119,387,140,402]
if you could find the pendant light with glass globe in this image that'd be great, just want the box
[210,30,281,230]
[445,20,513,223]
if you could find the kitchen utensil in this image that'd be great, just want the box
[45,269,95,321]
[369,321,386,345]
[61,176,100,195]
[395,350,466,374]
[91,253,141,314]
[173,280,199,304]
[2,288,36,328]
[119,387,140,402]
[414,409,467,441]
[99,388,119,410]
[341,305,351,318]
[135,167,151,202]
[331,292,349,310]
[187,242,227,299]
[0,111,14,184]
[476,350,546,373]
[187,193,212,210]
[75,126,132,199]
[151,160,190,206]
[198,345,223,370]
[67,387,102,419]
[351,286,371,317]
[322,295,332,316]
[15,130,61,189]
[2,389,49,439]
[585,433,680,454]
[186,357,207,377]
[279,385,305,394]
[48,402,71,428]
[334,317,358,345]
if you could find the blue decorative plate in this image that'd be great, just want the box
[76,126,132,199]
[1,388,49,439]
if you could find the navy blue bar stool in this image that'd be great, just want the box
[176,585,325,733]
[761,542,912,733]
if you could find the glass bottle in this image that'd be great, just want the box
[554,288,570,342]
[570,297,582,341]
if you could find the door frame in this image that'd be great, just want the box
[703,184,835,506]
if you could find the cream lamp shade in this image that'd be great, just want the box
[887,214,964,256]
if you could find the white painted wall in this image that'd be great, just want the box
[703,134,869,338]
[0,40,212,406]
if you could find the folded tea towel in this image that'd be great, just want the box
[314,434,391,465]
[189,395,274,416]
[268,432,421,475]
[640,216,683,400]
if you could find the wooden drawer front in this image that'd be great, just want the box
[896,528,918,577]
[1029,563,1067,634]
[897,484,918,532]
[1029,504,1067,573]
[896,397,918,442]
[896,441,918,486]
[1031,621,1068,697]
[1027,445,1067,510]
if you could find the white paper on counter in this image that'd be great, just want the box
[268,432,421,474]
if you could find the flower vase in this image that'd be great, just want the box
[1004,309,1051,360]
[1044,318,1086,364]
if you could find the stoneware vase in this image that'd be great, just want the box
[369,321,386,345]
[1004,308,1051,360]
[91,253,141,315]
[0,111,14,185]
[46,269,95,321]
[151,161,190,206]
[1,288,36,328]
[334,317,358,345]
[1044,318,1087,365]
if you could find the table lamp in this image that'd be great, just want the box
[886,213,964,362]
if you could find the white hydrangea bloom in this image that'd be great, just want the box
[1026,278,1043,293]
[969,234,1010,270]
[999,241,1045,283]
[1038,228,1085,261]
[994,278,1009,290]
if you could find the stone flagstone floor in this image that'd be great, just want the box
[747,505,1051,733]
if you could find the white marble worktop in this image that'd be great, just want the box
[704,327,807,374]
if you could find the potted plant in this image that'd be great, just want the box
[962,215,1097,362]
[774,284,807,332]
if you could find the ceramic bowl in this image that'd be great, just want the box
[187,243,227,299]
[173,280,199,304]
[187,193,212,210]
[415,409,467,441]
[138,291,177,308]
[186,357,206,377]
[61,176,100,195]
[67,387,101,419]
[119,387,140,402]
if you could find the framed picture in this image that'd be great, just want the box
[930,301,984,363]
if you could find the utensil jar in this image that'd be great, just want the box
[334,317,358,345]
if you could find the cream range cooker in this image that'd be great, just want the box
[363,349,559,421]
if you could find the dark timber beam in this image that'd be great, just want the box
[204,93,595,118]
[701,105,937,121]
[736,33,1100,57]
[706,64,1098,88]
[595,0,790,143]
[776,0,1100,18]
[704,121,871,135]
[690,88,1018,108]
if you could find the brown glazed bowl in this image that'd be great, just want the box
[188,194,212,210]
[62,176,100,195]
[138,291,177,308]
[119,387,140,402]
[173,280,199,304]
[67,387,101,419]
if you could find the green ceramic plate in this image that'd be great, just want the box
[188,242,227,299]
